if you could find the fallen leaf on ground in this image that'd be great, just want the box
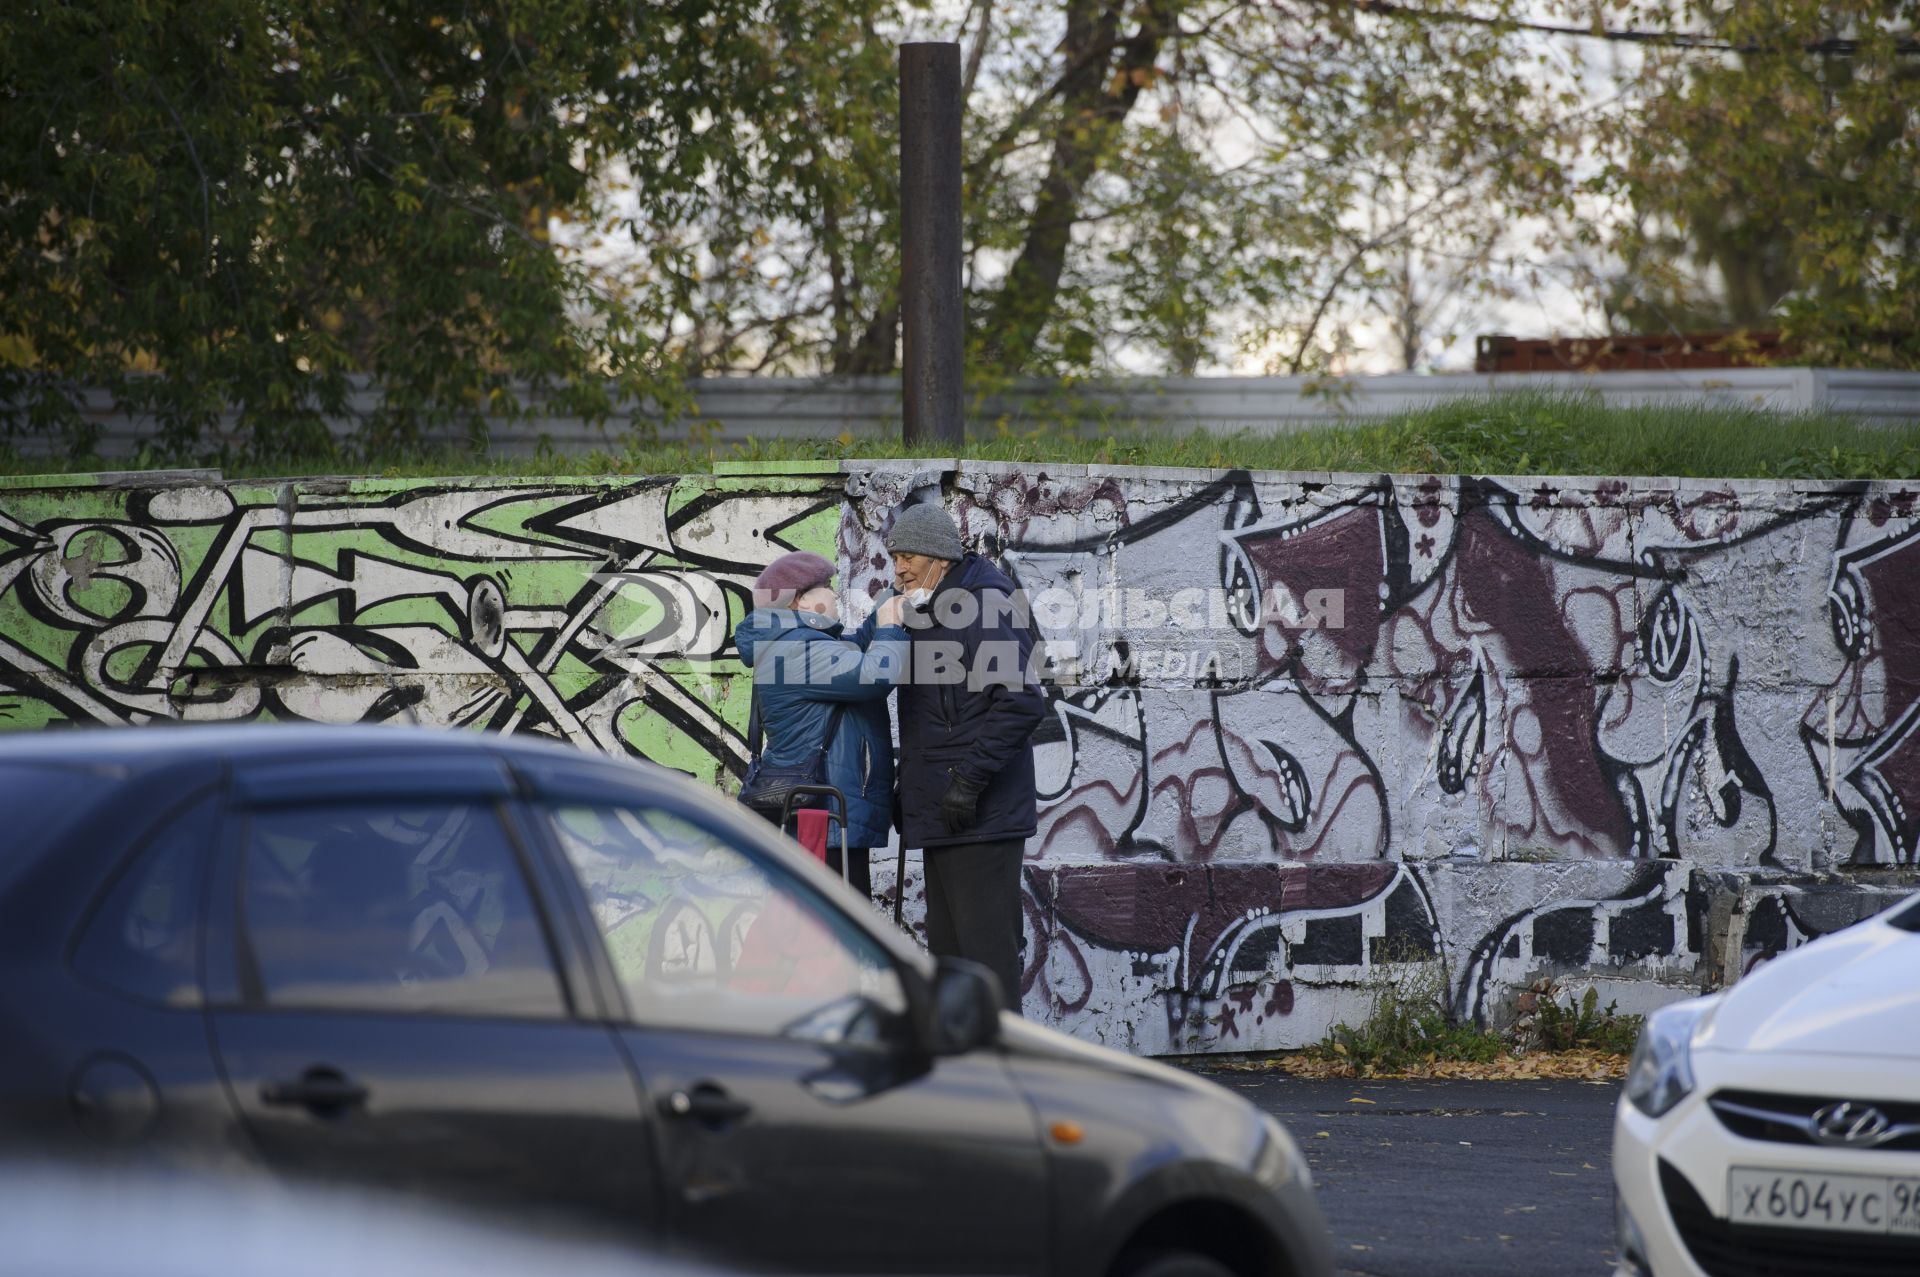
[1246,1048,1629,1082]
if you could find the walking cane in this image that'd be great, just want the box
[893,842,906,927]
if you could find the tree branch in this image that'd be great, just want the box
[964,3,1243,191]
[981,0,1181,369]
[960,0,995,105]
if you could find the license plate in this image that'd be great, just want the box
[1728,1168,1920,1236]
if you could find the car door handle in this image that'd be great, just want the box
[658,1084,751,1125]
[261,1067,369,1113]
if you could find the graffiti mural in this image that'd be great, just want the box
[0,473,844,780]
[899,465,1920,871]
[1810,502,1920,865]
[1450,862,1695,1027]
[837,461,1920,1045]
[2,461,1916,1052]
[1020,859,1444,1053]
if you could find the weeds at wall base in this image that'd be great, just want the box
[1285,947,1643,1079]
[1523,984,1641,1056]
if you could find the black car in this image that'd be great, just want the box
[0,725,1332,1277]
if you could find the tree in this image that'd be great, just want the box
[23,0,1906,452]
[1587,1,1920,365]
[0,0,781,452]
[574,0,907,380]
[633,0,1920,380]
[596,0,1580,384]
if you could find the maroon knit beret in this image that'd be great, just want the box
[752,550,835,607]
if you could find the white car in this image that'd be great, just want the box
[1613,891,1920,1276]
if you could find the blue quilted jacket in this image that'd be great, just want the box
[733,608,909,849]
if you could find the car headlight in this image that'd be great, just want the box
[1625,995,1719,1118]
[1253,1113,1310,1191]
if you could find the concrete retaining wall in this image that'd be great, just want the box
[2,460,1914,1053]
[14,367,1920,457]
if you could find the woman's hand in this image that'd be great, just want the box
[876,594,907,627]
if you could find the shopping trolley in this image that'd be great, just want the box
[769,784,848,877]
[768,784,906,928]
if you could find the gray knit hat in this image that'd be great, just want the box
[884,503,964,561]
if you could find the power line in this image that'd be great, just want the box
[1347,2,1920,57]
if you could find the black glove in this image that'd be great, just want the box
[938,770,986,834]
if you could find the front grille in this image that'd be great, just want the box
[1709,1090,1920,1153]
[1659,1160,1920,1277]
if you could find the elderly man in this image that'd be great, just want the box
[861,503,1045,1011]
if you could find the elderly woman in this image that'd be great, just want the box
[732,551,908,898]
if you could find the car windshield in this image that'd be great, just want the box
[1886,892,1920,933]
[0,762,103,893]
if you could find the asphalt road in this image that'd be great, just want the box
[1190,1069,1623,1277]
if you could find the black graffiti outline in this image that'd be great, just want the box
[1453,863,1681,1027]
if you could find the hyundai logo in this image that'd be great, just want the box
[1810,1102,1894,1148]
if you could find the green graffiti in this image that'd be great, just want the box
[0,471,844,782]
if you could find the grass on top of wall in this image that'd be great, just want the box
[5,394,1919,481]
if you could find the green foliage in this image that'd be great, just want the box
[7,0,1913,463]
[1529,987,1642,1056]
[1596,0,1920,367]
[0,0,779,453]
[960,0,1563,377]
[1290,396,1920,481]
[1306,959,1643,1076]
[1387,401,1580,475]
[2,0,1589,449]
[1312,944,1505,1076]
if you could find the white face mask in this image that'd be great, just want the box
[906,587,933,608]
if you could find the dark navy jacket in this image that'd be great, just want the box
[861,553,1047,850]
[733,608,909,850]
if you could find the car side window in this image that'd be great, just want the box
[547,803,908,1041]
[71,793,217,1008]
[238,801,565,1019]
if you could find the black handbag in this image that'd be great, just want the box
[738,686,847,824]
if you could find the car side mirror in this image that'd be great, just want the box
[928,957,1003,1056]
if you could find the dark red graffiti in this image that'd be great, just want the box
[1849,530,1920,860]
[1233,504,1385,677]
[1044,861,1396,971]
[1859,535,1920,721]
[1455,506,1633,853]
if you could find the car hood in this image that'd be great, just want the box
[1700,917,1920,1059]
[992,1014,1275,1173]
[995,1013,1240,1100]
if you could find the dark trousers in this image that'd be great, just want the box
[922,838,1025,1016]
[825,845,872,900]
